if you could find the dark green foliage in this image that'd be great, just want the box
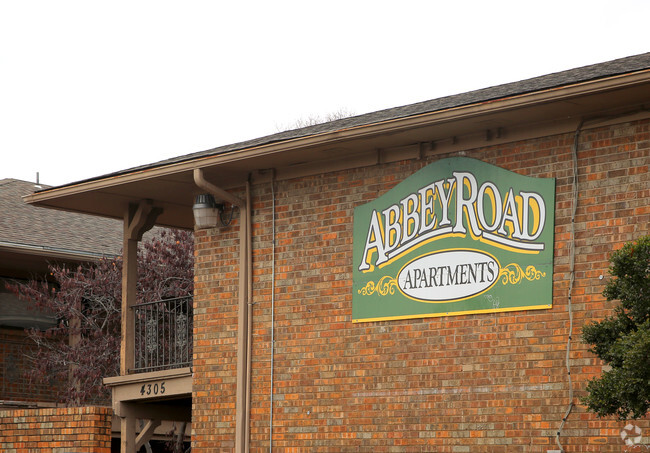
[582,235,650,419]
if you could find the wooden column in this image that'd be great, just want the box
[120,200,161,376]
[121,233,138,376]
[120,414,136,453]
[118,201,161,453]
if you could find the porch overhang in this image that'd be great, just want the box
[104,368,192,451]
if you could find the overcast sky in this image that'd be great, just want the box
[1,1,648,187]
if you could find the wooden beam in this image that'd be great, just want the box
[107,370,192,403]
[126,199,162,241]
[136,419,162,451]
[105,367,192,386]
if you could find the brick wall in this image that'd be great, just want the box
[193,217,242,450]
[193,118,650,451]
[0,328,59,403]
[0,406,112,453]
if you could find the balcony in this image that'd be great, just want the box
[132,296,193,374]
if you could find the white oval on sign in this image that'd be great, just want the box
[397,249,500,302]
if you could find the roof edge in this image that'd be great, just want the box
[0,241,119,261]
[25,66,650,207]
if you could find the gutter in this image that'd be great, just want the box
[0,240,118,261]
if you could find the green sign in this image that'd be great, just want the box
[352,157,555,323]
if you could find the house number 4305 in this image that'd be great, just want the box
[140,382,165,396]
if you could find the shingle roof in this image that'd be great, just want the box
[0,179,122,257]
[57,51,650,187]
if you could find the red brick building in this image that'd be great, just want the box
[0,178,122,406]
[28,53,650,452]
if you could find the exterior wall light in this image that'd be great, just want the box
[193,194,223,229]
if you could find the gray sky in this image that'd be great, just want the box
[1,1,649,186]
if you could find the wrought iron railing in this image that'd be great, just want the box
[132,296,193,373]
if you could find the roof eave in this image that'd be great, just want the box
[27,68,650,206]
[23,67,650,229]
[0,241,118,261]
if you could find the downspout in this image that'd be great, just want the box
[235,191,250,453]
[193,169,251,453]
[193,168,244,207]
[245,179,253,452]
[269,174,276,453]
